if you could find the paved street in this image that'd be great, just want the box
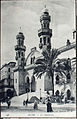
[1,103,76,117]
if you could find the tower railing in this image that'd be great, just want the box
[15,45,26,51]
[38,28,52,33]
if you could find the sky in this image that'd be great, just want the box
[1,0,76,66]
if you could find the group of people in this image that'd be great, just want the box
[6,97,53,112]
[33,98,53,112]
[23,98,53,112]
[23,99,38,110]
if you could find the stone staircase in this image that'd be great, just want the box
[11,91,46,107]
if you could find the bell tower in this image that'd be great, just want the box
[14,31,26,95]
[38,6,52,52]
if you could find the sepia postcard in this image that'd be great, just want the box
[0,0,76,118]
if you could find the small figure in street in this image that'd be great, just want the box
[7,100,11,109]
[23,100,26,106]
[33,100,38,110]
[25,99,28,106]
[47,99,53,112]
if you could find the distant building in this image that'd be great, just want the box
[54,63,76,102]
[0,62,16,102]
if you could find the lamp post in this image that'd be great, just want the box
[40,88,41,100]
[29,78,31,93]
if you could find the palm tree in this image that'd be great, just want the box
[33,49,71,96]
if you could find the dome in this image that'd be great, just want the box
[26,47,43,65]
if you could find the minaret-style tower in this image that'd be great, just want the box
[15,32,26,68]
[14,32,26,95]
[38,6,52,52]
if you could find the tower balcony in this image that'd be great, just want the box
[15,45,26,51]
[38,28,52,37]
[16,32,25,40]
[40,15,51,22]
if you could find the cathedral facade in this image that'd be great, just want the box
[13,7,76,102]
[0,7,76,103]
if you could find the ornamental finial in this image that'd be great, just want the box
[44,5,48,13]
[19,26,23,33]
[44,5,46,8]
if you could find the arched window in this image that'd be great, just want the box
[40,38,42,43]
[8,68,10,72]
[47,23,49,28]
[18,51,20,58]
[66,72,70,83]
[27,77,30,84]
[20,39,24,46]
[8,75,10,79]
[31,76,36,92]
[15,79,17,83]
[8,81,10,86]
[25,77,30,93]
[21,52,23,56]
[48,37,50,43]
[32,75,35,82]
[56,75,59,84]
[55,90,59,96]
[31,57,33,64]
[44,23,46,28]
[18,39,21,46]
[31,56,35,64]
[43,37,46,45]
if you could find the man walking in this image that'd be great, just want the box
[47,99,53,112]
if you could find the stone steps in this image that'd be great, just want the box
[11,91,46,106]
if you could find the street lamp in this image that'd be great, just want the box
[40,88,41,100]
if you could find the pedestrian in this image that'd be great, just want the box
[23,100,26,106]
[47,99,53,112]
[7,100,11,109]
[25,99,28,106]
[33,100,38,110]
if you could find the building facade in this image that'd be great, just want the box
[0,62,16,102]
[1,7,76,103]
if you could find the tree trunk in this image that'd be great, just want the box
[51,72,54,96]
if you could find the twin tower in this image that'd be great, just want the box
[14,7,52,95]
